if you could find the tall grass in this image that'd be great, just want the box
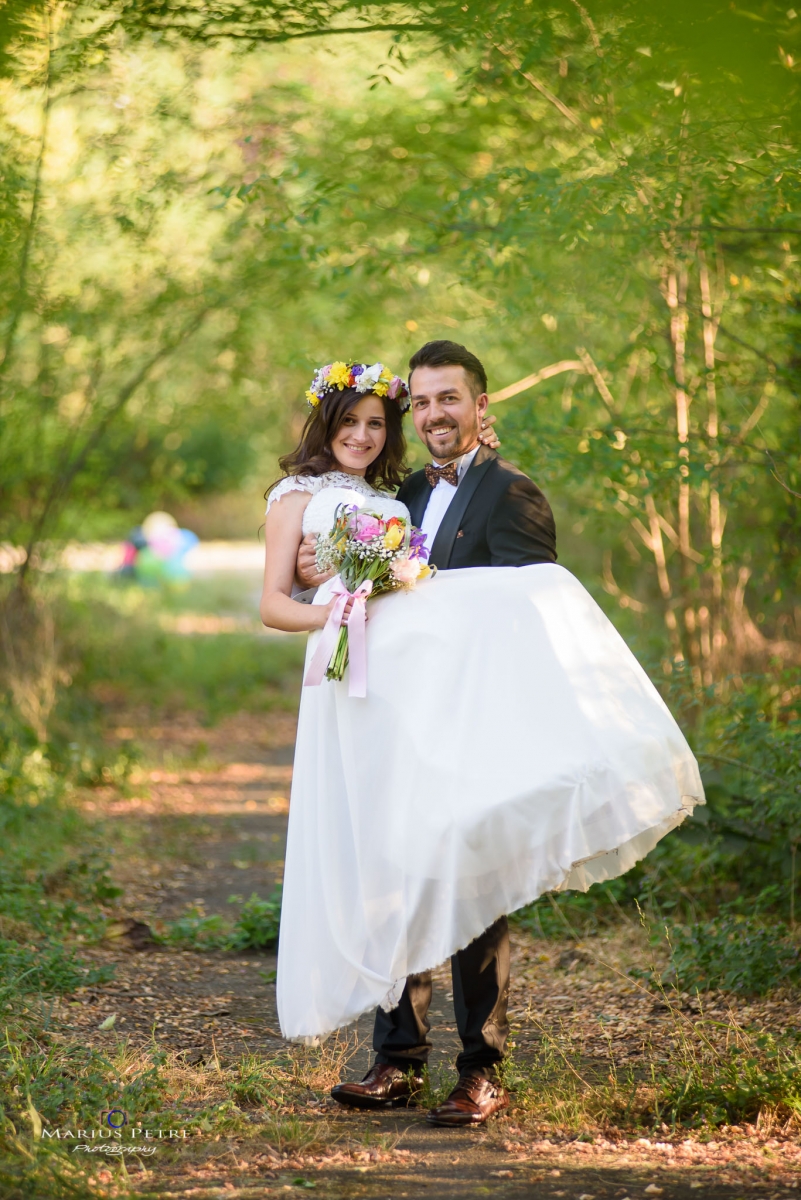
[57,574,306,723]
[505,983,801,1135]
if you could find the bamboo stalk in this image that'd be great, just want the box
[699,248,725,669]
[487,359,586,404]
[0,13,54,394]
[493,43,584,128]
[630,495,683,659]
[575,346,617,415]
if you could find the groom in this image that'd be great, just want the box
[297,340,557,1126]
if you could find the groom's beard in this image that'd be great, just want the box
[422,420,479,463]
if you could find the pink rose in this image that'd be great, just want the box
[353,513,384,541]
[391,557,421,584]
[388,375,402,399]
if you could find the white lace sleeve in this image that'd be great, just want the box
[265,475,321,515]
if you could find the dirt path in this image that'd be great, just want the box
[52,710,801,1198]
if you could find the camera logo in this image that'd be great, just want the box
[99,1109,129,1131]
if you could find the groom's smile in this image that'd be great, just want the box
[424,419,459,446]
[409,363,489,464]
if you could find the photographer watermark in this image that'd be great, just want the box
[41,1108,192,1155]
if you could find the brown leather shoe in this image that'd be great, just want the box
[426,1071,509,1127]
[330,1063,424,1110]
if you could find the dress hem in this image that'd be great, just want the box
[281,792,701,1045]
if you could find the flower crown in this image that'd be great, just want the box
[305,361,410,412]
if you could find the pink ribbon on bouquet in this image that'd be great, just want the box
[303,578,374,697]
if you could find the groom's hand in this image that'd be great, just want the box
[297,534,334,588]
[479,413,501,449]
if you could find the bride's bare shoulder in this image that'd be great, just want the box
[265,480,318,536]
[265,474,323,514]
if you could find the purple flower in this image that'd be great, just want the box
[409,528,430,560]
[351,364,364,377]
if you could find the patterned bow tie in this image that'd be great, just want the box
[425,460,459,488]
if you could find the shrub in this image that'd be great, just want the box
[655,1034,801,1128]
[229,887,282,950]
[157,907,230,950]
[665,916,801,995]
[158,887,282,951]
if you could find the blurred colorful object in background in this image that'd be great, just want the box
[120,512,199,585]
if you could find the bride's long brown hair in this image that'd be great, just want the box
[272,386,409,494]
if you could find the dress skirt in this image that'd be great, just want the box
[277,564,703,1042]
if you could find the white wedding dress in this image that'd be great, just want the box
[270,473,704,1043]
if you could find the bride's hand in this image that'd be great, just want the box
[297,534,335,588]
[317,593,360,628]
[478,413,501,449]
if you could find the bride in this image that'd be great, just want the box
[260,353,703,1123]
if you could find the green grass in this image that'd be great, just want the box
[664,916,801,995]
[0,573,306,1198]
[3,574,801,1197]
[57,575,305,722]
[0,723,121,965]
[507,1016,801,1132]
[654,1032,801,1128]
[158,886,283,951]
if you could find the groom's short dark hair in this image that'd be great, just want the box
[408,340,488,397]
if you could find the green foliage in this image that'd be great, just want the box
[0,1131,106,1200]
[0,704,121,1019]
[0,10,314,551]
[688,674,801,879]
[0,1040,167,1129]
[156,907,230,950]
[1,1,798,639]
[159,886,282,951]
[654,1034,801,1129]
[88,628,303,722]
[0,710,65,830]
[665,918,801,996]
[0,939,112,1000]
[58,577,306,722]
[227,1054,283,1107]
[509,1020,801,1131]
[649,668,801,919]
[513,872,645,940]
[229,887,282,950]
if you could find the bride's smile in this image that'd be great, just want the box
[330,395,387,476]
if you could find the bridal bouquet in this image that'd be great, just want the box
[304,505,432,695]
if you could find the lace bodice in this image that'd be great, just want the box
[266,471,409,536]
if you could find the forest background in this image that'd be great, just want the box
[1,1,801,1193]
[3,0,801,986]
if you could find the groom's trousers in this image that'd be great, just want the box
[372,916,509,1078]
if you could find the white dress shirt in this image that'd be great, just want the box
[420,445,480,547]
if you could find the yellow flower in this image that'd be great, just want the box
[327,361,352,389]
[383,524,404,550]
[379,366,393,382]
[373,380,389,396]
[306,389,320,407]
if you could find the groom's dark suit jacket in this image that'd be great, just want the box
[396,444,557,570]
